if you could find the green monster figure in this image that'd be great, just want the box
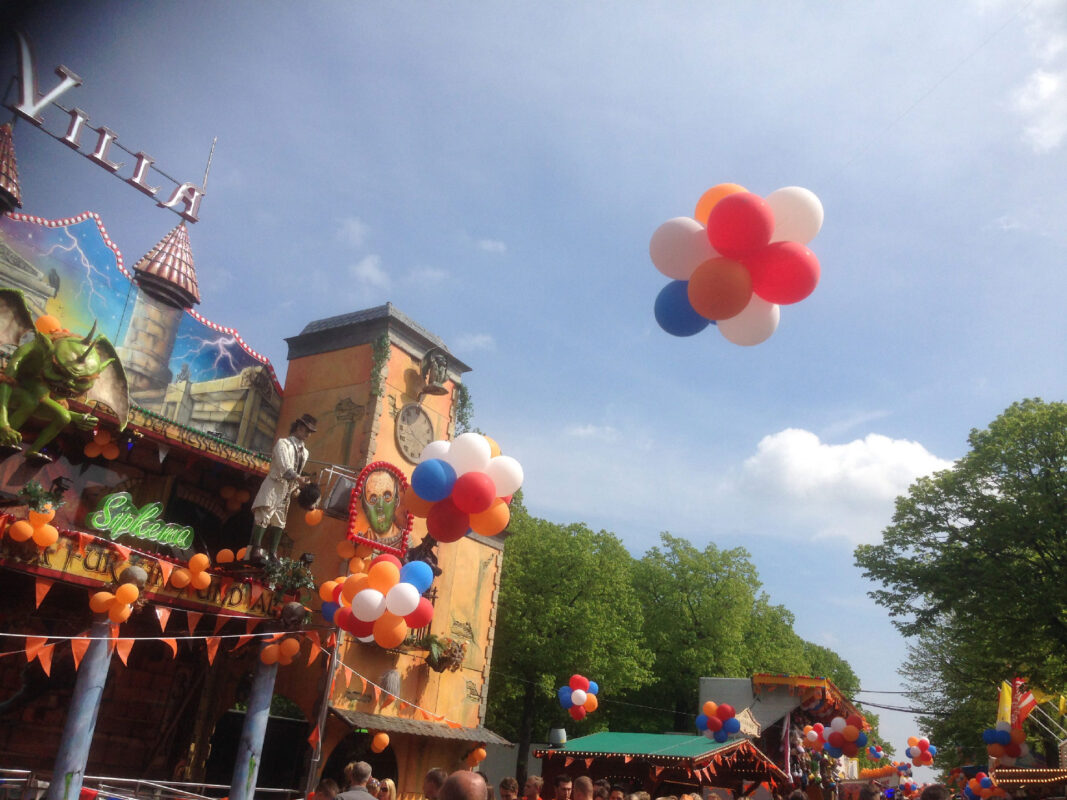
[0,289,130,462]
[362,468,400,537]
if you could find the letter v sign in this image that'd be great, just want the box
[14,31,83,123]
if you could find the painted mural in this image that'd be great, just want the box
[0,212,281,453]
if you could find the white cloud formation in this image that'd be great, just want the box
[454,332,496,352]
[1008,0,1067,152]
[350,254,389,289]
[564,423,619,442]
[407,266,449,285]
[476,238,507,253]
[337,216,371,248]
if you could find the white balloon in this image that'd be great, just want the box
[717,296,779,346]
[649,217,718,280]
[570,689,588,707]
[356,634,376,643]
[766,186,824,244]
[486,455,524,496]
[446,432,492,475]
[806,731,818,742]
[830,716,847,732]
[995,720,1011,731]
[385,582,420,617]
[998,756,1016,766]
[352,588,387,622]
[420,440,451,463]
[703,729,716,739]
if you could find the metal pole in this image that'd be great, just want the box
[48,617,113,800]
[229,646,279,800]
[303,634,341,794]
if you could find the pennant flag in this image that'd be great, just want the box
[998,681,1013,723]
[398,701,410,713]
[245,618,261,635]
[155,607,171,631]
[76,532,92,557]
[1016,690,1038,726]
[112,543,131,561]
[624,756,633,764]
[25,636,47,662]
[585,759,594,768]
[157,559,174,586]
[186,611,203,635]
[307,630,321,650]
[37,643,55,676]
[115,638,133,666]
[231,634,254,652]
[1060,695,1066,717]
[446,720,462,730]
[35,578,52,608]
[564,758,574,767]
[307,642,323,666]
[1033,687,1056,705]
[372,685,381,704]
[71,635,90,670]
[205,637,221,665]
[308,724,320,748]
[327,632,337,648]
[359,675,368,693]
[654,767,663,778]
[249,583,265,607]
[381,692,395,709]
[213,616,228,635]
[161,638,178,658]
[418,709,430,720]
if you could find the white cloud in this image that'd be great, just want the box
[407,266,449,285]
[337,216,371,248]
[1007,0,1067,152]
[564,423,619,442]
[476,238,507,253]
[350,254,389,289]
[454,332,496,352]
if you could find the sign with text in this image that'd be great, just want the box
[88,491,194,548]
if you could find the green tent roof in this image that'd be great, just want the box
[546,732,736,760]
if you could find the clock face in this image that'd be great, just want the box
[395,403,434,463]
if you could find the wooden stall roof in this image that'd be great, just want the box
[751,673,866,727]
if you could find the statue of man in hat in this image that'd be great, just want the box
[248,413,317,563]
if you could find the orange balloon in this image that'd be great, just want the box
[226,499,242,512]
[216,548,235,564]
[305,508,324,526]
[372,612,408,649]
[235,489,251,503]
[114,583,140,605]
[584,693,599,712]
[108,603,132,623]
[261,644,280,665]
[89,591,115,613]
[348,557,366,574]
[279,637,301,657]
[403,492,436,519]
[470,499,510,536]
[907,737,918,747]
[170,568,192,588]
[1010,728,1026,745]
[687,258,753,321]
[372,732,390,753]
[102,443,120,460]
[188,553,211,573]
[367,561,400,593]
[32,523,59,547]
[342,574,369,601]
[842,725,859,742]
[28,507,55,527]
[9,520,34,542]
[83,441,103,458]
[236,547,247,560]
[93,429,112,445]
[694,183,746,225]
[484,436,501,458]
[35,314,62,334]
[355,543,374,559]
[220,485,236,499]
[336,540,357,560]
[987,743,1005,757]
[469,747,487,764]
[319,581,338,602]
[703,701,718,718]
[191,570,212,590]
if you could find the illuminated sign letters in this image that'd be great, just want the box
[88,492,194,548]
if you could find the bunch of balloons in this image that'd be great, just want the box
[409,434,523,542]
[219,485,252,513]
[170,552,213,591]
[982,722,1029,765]
[964,773,1007,800]
[319,556,435,649]
[899,782,919,797]
[89,579,140,623]
[9,504,60,549]
[695,701,740,743]
[650,182,823,346]
[558,674,599,721]
[84,428,121,460]
[801,714,868,758]
[261,636,301,666]
[866,744,885,760]
[905,736,936,767]
[894,761,912,776]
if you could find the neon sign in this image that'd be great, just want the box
[88,492,194,548]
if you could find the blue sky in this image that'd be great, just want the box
[5,0,1067,775]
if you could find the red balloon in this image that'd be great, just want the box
[569,674,590,692]
[705,715,723,732]
[715,703,735,721]
[370,553,403,570]
[348,615,376,638]
[812,723,824,732]
[842,743,859,757]
[744,241,820,304]
[828,732,845,748]
[334,606,356,631]
[687,258,753,321]
[1004,743,1021,758]
[451,471,497,514]
[917,738,930,751]
[405,597,434,629]
[333,584,344,604]
[846,714,864,729]
[706,192,774,259]
[427,498,470,543]
[569,705,587,721]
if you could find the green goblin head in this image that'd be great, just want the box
[44,325,114,398]
[362,470,399,535]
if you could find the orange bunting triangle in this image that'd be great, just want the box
[213,616,228,635]
[326,632,337,648]
[564,758,574,767]
[585,758,593,768]
[71,635,90,670]
[306,630,321,649]
[205,636,221,665]
[308,725,320,748]
[446,720,462,729]
[653,767,663,778]
[307,642,323,666]
[381,692,394,709]
[245,618,261,635]
[343,667,354,689]
[398,701,410,713]
[219,577,234,596]
[115,637,133,666]
[155,606,171,631]
[156,559,174,586]
[35,578,52,608]
[186,611,202,635]
[624,756,633,764]
[372,685,381,704]
[417,709,430,720]
[231,634,254,652]
[249,583,265,607]
[76,532,92,557]
[112,543,131,561]
[359,676,367,693]
[37,643,55,675]
[161,637,178,658]
[25,636,46,661]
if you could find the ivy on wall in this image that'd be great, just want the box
[369,334,390,396]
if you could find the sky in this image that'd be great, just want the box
[4,0,1067,779]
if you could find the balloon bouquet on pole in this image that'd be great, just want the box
[651,183,824,346]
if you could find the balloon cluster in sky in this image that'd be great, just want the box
[650,182,824,346]
[964,772,1007,800]
[410,433,523,543]
[867,744,885,760]
[981,722,1029,766]
[558,674,599,721]
[801,714,869,757]
[695,700,740,743]
[904,735,936,767]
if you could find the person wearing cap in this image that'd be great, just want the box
[248,412,317,562]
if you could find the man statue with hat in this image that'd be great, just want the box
[248,413,317,563]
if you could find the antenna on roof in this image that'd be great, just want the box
[202,136,217,192]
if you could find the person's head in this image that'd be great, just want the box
[290,413,318,441]
[346,761,372,788]
[378,779,397,800]
[500,777,520,800]
[316,779,340,800]
[919,786,951,800]
[424,768,449,800]
[554,774,573,800]
[574,778,594,800]
[441,771,489,800]
[609,787,626,800]
[524,777,544,800]
[368,779,381,795]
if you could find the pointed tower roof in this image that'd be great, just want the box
[0,122,23,213]
[133,222,200,308]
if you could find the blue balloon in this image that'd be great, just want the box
[587,681,599,696]
[654,281,711,337]
[982,728,997,744]
[558,686,573,708]
[400,560,434,594]
[695,713,709,732]
[321,601,339,623]
[826,746,843,758]
[926,744,936,756]
[856,732,868,748]
[713,729,728,743]
[996,729,1012,746]
[723,717,741,734]
[411,459,457,502]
